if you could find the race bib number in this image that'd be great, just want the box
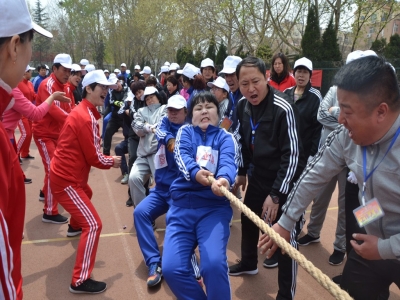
[196,145,219,174]
[353,198,385,227]
[154,144,168,169]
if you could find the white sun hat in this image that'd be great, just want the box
[219,56,242,75]
[54,54,73,69]
[82,70,118,89]
[207,77,229,92]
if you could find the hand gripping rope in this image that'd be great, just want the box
[207,176,352,300]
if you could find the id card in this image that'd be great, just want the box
[196,145,219,174]
[353,198,385,228]
[220,117,233,131]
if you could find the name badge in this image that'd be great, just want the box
[353,198,385,228]
[154,144,168,169]
[196,145,219,174]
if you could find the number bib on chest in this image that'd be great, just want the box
[154,144,168,169]
[196,145,219,174]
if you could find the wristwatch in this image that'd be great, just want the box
[270,194,280,204]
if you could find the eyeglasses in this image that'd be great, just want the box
[211,87,222,92]
[98,84,108,90]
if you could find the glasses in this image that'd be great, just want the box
[98,84,108,90]
[211,87,222,92]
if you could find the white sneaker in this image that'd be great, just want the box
[121,174,129,184]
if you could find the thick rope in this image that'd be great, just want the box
[208,176,352,300]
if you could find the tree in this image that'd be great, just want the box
[320,17,342,61]
[193,49,204,67]
[176,47,194,66]
[256,43,273,63]
[215,42,228,66]
[234,45,248,58]
[301,4,321,61]
[205,36,216,61]
[32,0,51,64]
[370,38,387,55]
[384,34,400,59]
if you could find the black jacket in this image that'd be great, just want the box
[284,82,322,158]
[237,86,305,199]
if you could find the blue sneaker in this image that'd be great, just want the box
[147,263,162,287]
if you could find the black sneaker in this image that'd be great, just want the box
[21,154,35,159]
[263,252,278,268]
[69,278,107,294]
[297,234,320,246]
[39,190,45,201]
[228,260,258,276]
[329,250,346,265]
[24,178,32,184]
[332,274,342,286]
[126,197,133,207]
[42,213,68,224]
[67,224,82,237]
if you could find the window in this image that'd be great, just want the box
[381,13,387,22]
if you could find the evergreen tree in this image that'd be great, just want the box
[215,42,228,66]
[176,46,194,65]
[32,0,51,64]
[370,38,387,55]
[193,48,203,67]
[234,45,248,58]
[205,36,216,62]
[384,34,400,59]
[256,43,273,63]
[301,4,322,61]
[94,39,105,69]
[320,17,342,61]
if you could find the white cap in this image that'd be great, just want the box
[207,77,229,92]
[126,90,134,102]
[140,66,152,74]
[158,65,169,76]
[134,65,141,70]
[71,63,86,73]
[114,68,120,73]
[121,63,127,67]
[79,59,89,66]
[346,50,377,64]
[0,0,53,38]
[179,63,200,79]
[219,56,242,75]
[164,61,171,66]
[25,65,35,72]
[82,70,118,89]
[108,73,118,84]
[201,58,215,69]
[293,57,313,72]
[103,69,110,73]
[169,63,180,71]
[143,86,158,97]
[126,70,131,74]
[54,54,73,69]
[45,64,49,70]
[167,95,187,109]
[85,64,96,73]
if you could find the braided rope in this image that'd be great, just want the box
[208,176,352,300]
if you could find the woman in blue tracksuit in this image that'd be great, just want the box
[133,95,200,287]
[162,91,239,299]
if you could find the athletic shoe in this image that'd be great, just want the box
[126,197,133,207]
[263,253,278,268]
[297,234,320,246]
[147,263,162,287]
[21,154,35,159]
[39,190,45,201]
[329,250,346,265]
[332,274,342,286]
[24,178,32,184]
[121,174,129,184]
[42,213,68,224]
[69,278,107,294]
[67,224,82,237]
[228,260,258,276]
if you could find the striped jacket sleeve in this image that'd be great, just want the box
[155,116,173,145]
[271,96,301,197]
[317,86,340,130]
[0,209,16,300]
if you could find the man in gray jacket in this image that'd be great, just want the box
[258,55,400,299]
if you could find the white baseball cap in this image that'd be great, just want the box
[134,65,141,70]
[140,66,152,75]
[25,65,35,72]
[82,70,118,89]
[54,54,73,69]
[0,0,53,38]
[201,58,215,69]
[164,61,171,67]
[219,56,242,75]
[167,95,187,109]
[79,59,89,66]
[121,63,127,67]
[85,64,96,73]
[114,68,120,73]
[293,57,313,72]
[103,69,110,73]
[45,64,49,70]
[126,90,134,102]
[143,86,158,97]
[158,65,169,76]
[108,73,118,84]
[346,50,377,64]
[207,77,229,93]
[169,63,180,71]
[71,63,87,73]
[178,63,200,79]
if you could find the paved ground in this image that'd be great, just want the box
[19,130,400,300]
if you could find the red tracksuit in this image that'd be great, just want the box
[0,82,26,300]
[50,99,114,287]
[64,82,76,106]
[32,73,75,215]
[16,79,36,157]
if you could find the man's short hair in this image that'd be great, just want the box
[236,56,267,79]
[37,64,46,72]
[333,55,400,112]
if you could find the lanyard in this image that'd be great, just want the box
[362,127,400,205]
[250,118,259,145]
[228,92,235,118]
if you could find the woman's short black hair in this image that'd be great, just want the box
[166,75,179,87]
[82,82,98,98]
[130,80,146,95]
[270,52,290,80]
[188,91,220,121]
[144,90,164,106]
